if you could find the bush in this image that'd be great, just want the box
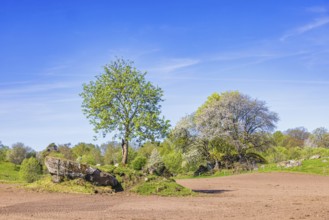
[263,146,288,163]
[7,143,27,165]
[147,149,165,175]
[0,145,9,162]
[162,152,183,175]
[131,156,147,170]
[19,157,42,183]
[263,146,329,163]
[301,147,329,159]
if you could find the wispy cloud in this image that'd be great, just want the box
[42,64,70,76]
[307,6,328,14]
[281,17,329,41]
[209,50,307,72]
[154,77,329,85]
[148,58,200,73]
[0,81,32,86]
[212,53,275,62]
[0,81,81,96]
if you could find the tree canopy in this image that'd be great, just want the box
[170,91,278,169]
[195,91,279,153]
[80,58,170,164]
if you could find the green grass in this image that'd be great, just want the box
[0,161,22,183]
[177,158,329,180]
[131,177,195,196]
[259,158,329,175]
[25,176,114,194]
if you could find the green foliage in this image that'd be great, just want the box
[98,165,143,190]
[272,131,285,146]
[0,142,9,162]
[80,58,170,164]
[158,139,184,174]
[131,177,194,196]
[103,142,121,165]
[137,142,157,158]
[131,155,147,170]
[263,146,329,163]
[147,149,164,174]
[195,92,221,117]
[162,152,183,175]
[263,146,288,163]
[72,143,102,165]
[25,176,113,194]
[0,161,21,183]
[300,147,329,159]
[57,145,75,160]
[80,154,97,165]
[244,152,267,164]
[72,142,94,157]
[47,151,66,158]
[19,157,42,183]
[259,158,329,176]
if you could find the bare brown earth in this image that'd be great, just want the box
[1,173,329,220]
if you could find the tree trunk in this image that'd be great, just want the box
[214,160,220,170]
[121,139,128,165]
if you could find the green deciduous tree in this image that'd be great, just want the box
[80,58,170,164]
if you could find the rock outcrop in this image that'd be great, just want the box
[309,154,321,160]
[277,160,302,168]
[45,156,118,187]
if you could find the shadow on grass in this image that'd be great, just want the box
[193,189,232,194]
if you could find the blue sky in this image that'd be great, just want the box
[1,0,329,150]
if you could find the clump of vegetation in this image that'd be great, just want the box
[262,147,329,163]
[98,165,143,190]
[0,161,21,183]
[7,142,35,165]
[131,176,194,196]
[26,176,113,194]
[131,155,147,170]
[259,158,329,176]
[19,157,42,183]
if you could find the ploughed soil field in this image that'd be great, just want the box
[1,173,329,220]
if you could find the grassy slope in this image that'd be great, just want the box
[25,176,114,194]
[259,158,329,175]
[0,161,21,183]
[131,176,195,196]
[176,158,329,180]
